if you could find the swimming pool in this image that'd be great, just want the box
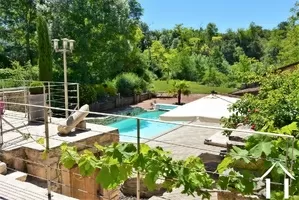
[109,110,179,142]
[155,103,179,111]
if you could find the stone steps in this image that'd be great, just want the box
[0,161,27,182]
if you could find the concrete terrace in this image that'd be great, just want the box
[1,110,118,151]
[0,109,120,200]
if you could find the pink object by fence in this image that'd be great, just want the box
[0,101,5,114]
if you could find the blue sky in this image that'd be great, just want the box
[139,0,297,32]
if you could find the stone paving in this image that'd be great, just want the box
[147,120,225,200]
[146,120,225,160]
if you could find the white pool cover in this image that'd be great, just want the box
[159,94,239,123]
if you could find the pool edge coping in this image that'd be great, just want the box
[143,119,196,144]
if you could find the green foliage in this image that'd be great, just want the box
[0,61,38,86]
[37,15,53,81]
[217,168,255,195]
[60,142,214,198]
[29,81,44,94]
[94,84,106,99]
[103,81,117,97]
[221,69,299,134]
[79,85,97,105]
[3,0,299,92]
[219,68,299,197]
[114,73,147,97]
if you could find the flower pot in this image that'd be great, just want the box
[28,93,45,122]
[121,177,166,198]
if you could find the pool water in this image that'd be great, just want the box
[109,110,179,142]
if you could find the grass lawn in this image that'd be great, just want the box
[153,80,236,94]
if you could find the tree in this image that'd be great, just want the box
[278,25,299,64]
[0,0,39,65]
[170,80,191,105]
[37,15,52,81]
[50,0,144,83]
[205,23,218,43]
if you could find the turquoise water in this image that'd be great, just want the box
[155,104,178,111]
[109,110,179,142]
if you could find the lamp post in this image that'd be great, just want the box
[52,38,75,118]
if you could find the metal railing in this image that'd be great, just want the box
[0,100,295,200]
[0,79,80,121]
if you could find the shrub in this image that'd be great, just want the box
[114,73,147,97]
[79,85,97,105]
[29,81,44,94]
[94,84,106,99]
[104,81,117,96]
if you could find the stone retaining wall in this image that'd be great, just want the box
[90,92,152,112]
[1,130,120,200]
[0,90,26,112]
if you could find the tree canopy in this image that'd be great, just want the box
[0,0,299,94]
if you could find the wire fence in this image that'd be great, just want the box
[0,99,295,200]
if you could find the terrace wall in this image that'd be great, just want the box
[0,90,26,112]
[90,92,152,112]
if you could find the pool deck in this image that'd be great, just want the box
[146,120,225,160]
[147,120,225,200]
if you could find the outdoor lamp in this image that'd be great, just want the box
[62,38,69,49]
[53,39,59,51]
[68,40,75,52]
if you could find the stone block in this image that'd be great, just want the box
[0,162,7,174]
[1,148,26,171]
[26,162,58,180]
[7,171,27,182]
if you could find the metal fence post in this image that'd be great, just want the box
[77,83,80,109]
[26,85,30,123]
[44,85,51,199]
[136,118,141,200]
[0,80,3,145]
[23,80,27,118]
[48,82,52,123]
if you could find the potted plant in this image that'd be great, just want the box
[28,81,45,122]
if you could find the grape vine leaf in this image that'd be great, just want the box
[279,122,298,135]
[140,143,151,154]
[96,166,111,189]
[94,142,104,151]
[230,146,250,163]
[287,147,299,158]
[249,141,272,157]
[217,156,234,174]
[37,137,44,145]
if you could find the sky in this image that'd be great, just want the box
[139,0,297,32]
